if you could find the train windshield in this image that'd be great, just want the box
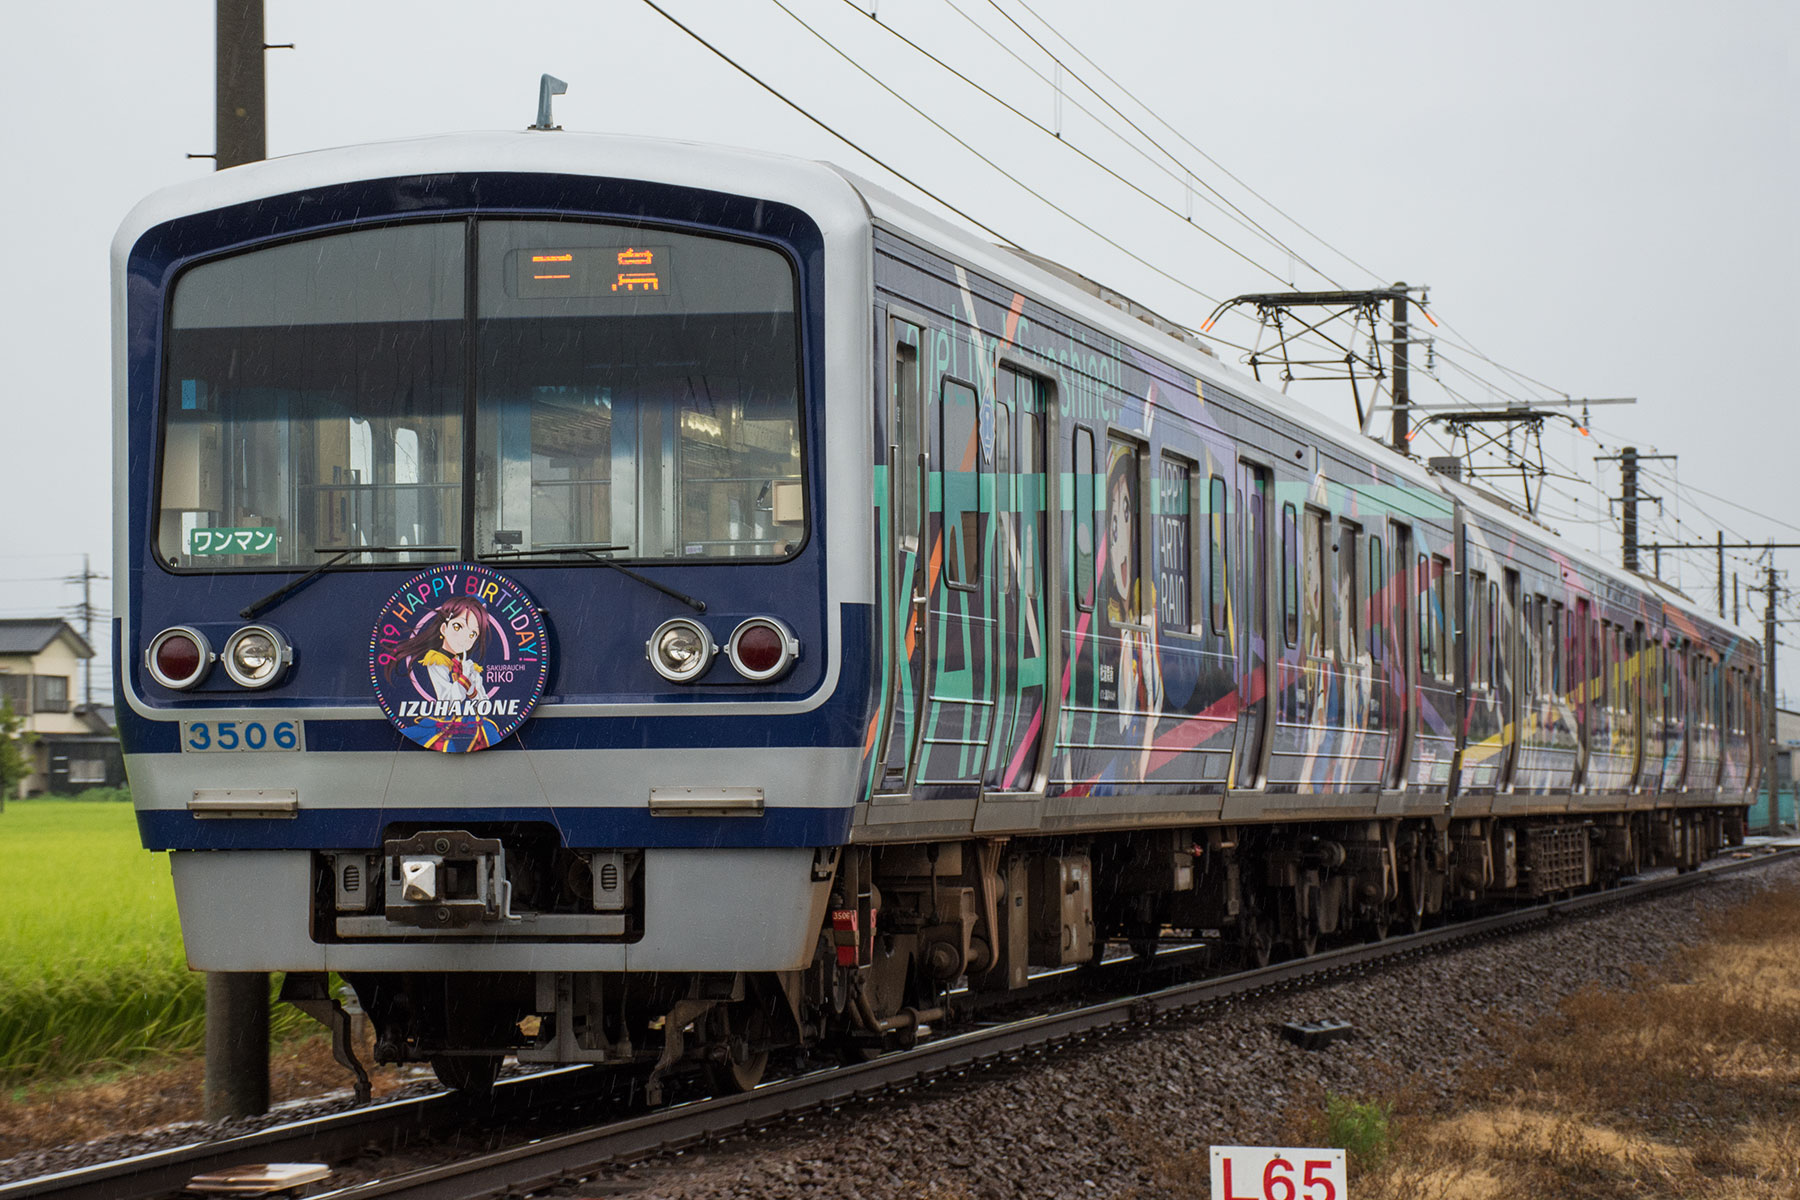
[158,218,804,569]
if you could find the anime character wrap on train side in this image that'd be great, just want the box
[115,131,1762,1092]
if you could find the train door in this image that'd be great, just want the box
[874,316,927,797]
[915,371,995,793]
[1572,599,1592,789]
[1499,569,1522,790]
[980,366,1049,797]
[1230,459,1272,786]
[1384,521,1414,791]
[1628,622,1646,788]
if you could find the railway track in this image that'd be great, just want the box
[7,844,1793,1200]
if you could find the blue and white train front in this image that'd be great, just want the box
[112,133,878,1082]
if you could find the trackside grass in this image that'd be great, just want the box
[1346,872,1800,1200]
[0,796,306,1085]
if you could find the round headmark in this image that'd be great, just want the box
[369,563,550,753]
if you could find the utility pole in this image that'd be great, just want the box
[1718,531,1726,619]
[204,0,274,1123]
[1597,447,1673,573]
[1763,558,1780,834]
[215,0,265,168]
[65,554,106,708]
[1390,283,1410,453]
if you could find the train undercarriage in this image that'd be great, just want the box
[304,806,1743,1096]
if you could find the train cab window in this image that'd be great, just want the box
[1103,439,1144,623]
[941,379,984,587]
[1208,476,1229,635]
[1074,429,1096,610]
[160,222,468,567]
[1157,455,1197,632]
[1282,503,1300,647]
[474,220,804,562]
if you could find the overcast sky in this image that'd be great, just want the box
[2,0,1795,698]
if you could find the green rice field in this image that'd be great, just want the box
[0,794,306,1084]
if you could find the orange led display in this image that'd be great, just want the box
[617,248,654,266]
[531,253,575,263]
[612,272,662,293]
[533,273,572,280]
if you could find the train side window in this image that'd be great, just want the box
[1104,439,1145,624]
[1469,571,1488,686]
[941,378,983,589]
[1551,601,1565,695]
[1304,510,1327,660]
[1367,534,1384,659]
[1282,503,1300,646]
[894,337,921,551]
[1431,555,1451,679]
[1157,454,1196,632]
[1337,520,1360,660]
[995,398,1013,594]
[1417,554,1433,677]
[1208,475,1229,635]
[1074,427,1096,611]
[1490,579,1504,683]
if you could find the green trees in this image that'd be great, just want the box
[0,700,33,808]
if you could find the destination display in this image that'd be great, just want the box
[509,244,675,301]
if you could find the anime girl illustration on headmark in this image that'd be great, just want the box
[385,595,501,752]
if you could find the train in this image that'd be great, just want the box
[113,130,1761,1094]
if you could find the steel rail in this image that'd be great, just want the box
[0,1067,603,1200]
[302,847,1799,1200]
[7,846,1791,1200]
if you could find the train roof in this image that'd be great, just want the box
[111,129,876,270]
[113,130,1756,656]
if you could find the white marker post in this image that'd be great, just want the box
[1209,1147,1347,1200]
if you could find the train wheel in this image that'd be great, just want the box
[1367,900,1392,943]
[1400,840,1428,933]
[706,999,772,1093]
[1234,897,1274,969]
[431,1053,502,1092]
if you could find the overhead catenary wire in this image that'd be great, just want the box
[832,0,1307,292]
[989,0,1376,288]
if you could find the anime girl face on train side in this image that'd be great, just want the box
[1105,447,1139,626]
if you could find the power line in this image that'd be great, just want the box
[994,0,1381,288]
[835,0,1302,291]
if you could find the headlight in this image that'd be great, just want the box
[221,624,292,688]
[646,618,715,682]
[727,617,799,682]
[145,626,212,690]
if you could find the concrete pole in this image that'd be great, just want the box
[204,973,270,1119]
[204,0,272,1122]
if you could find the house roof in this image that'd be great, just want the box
[0,619,94,659]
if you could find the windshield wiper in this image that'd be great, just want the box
[239,545,455,619]
[482,546,706,613]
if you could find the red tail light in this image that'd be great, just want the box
[726,617,798,682]
[146,627,212,690]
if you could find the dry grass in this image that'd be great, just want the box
[0,1025,411,1163]
[1349,879,1800,1200]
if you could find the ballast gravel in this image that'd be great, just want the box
[578,856,1799,1200]
[1,855,1792,1197]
